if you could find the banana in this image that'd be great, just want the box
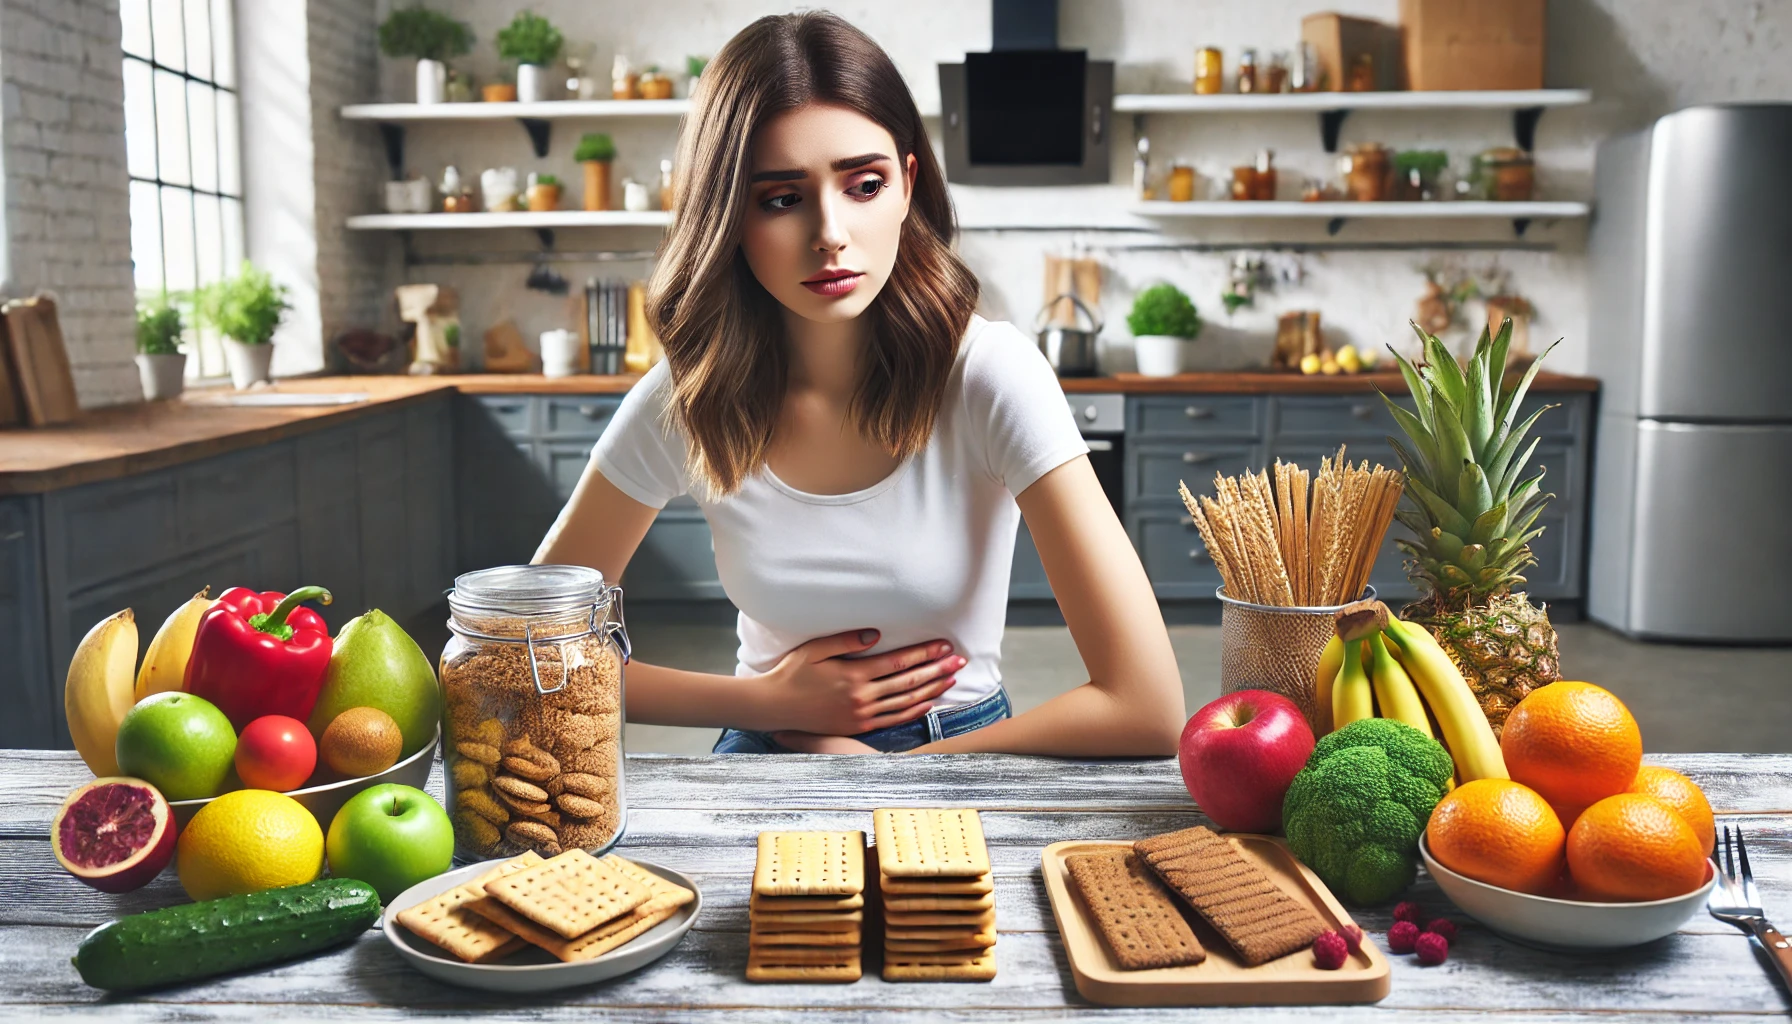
[1331,638,1374,731]
[1383,619,1508,781]
[1314,634,1343,734]
[135,588,213,700]
[65,609,138,777]
[1366,632,1433,739]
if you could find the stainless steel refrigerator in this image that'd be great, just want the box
[1587,104,1792,641]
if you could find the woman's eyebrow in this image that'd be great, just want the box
[748,152,891,183]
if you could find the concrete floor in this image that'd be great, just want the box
[620,618,1792,755]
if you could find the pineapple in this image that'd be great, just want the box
[1380,320,1562,735]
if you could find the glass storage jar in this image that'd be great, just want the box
[440,564,630,861]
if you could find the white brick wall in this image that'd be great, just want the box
[307,0,391,348]
[0,0,136,408]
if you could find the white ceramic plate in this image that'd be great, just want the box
[1421,832,1715,951]
[383,857,702,992]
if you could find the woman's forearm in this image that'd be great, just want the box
[624,660,790,732]
[912,681,1182,756]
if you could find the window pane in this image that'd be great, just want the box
[150,0,185,73]
[153,69,190,186]
[221,196,244,269]
[193,193,223,285]
[129,181,164,292]
[121,0,152,59]
[123,59,158,180]
[209,0,235,88]
[183,0,212,81]
[187,82,217,192]
[159,186,196,292]
[215,89,240,196]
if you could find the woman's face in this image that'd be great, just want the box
[740,103,917,326]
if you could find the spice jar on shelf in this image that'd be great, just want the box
[1292,42,1321,92]
[1264,52,1290,94]
[1347,53,1376,93]
[1252,150,1278,200]
[1474,147,1536,201]
[638,65,674,100]
[1236,48,1259,94]
[1167,162,1196,202]
[1195,47,1223,95]
[1230,164,1258,201]
[611,54,640,100]
[440,564,631,860]
[1343,143,1391,202]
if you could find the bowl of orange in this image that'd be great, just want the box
[1420,682,1717,950]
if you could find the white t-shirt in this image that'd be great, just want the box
[591,314,1089,710]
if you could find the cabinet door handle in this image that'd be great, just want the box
[1351,403,1375,420]
[578,404,606,419]
[1182,451,1217,464]
[1184,405,1213,420]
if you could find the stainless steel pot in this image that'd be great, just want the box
[1034,293,1103,378]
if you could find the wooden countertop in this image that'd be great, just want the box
[0,370,1598,495]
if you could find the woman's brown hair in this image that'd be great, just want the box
[647,11,979,498]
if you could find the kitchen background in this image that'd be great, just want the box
[3,0,1789,757]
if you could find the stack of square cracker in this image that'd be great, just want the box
[873,808,997,982]
[396,848,694,964]
[1133,825,1328,966]
[746,830,866,983]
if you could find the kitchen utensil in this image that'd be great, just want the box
[2,295,78,426]
[1421,832,1715,951]
[1709,826,1792,989]
[1033,293,1103,378]
[1218,586,1374,733]
[540,329,581,378]
[383,857,700,992]
[396,284,462,372]
[1041,837,1389,1006]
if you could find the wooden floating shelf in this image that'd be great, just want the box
[340,99,693,120]
[1113,89,1591,114]
[345,211,673,230]
[1132,199,1588,237]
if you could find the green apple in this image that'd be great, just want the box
[326,783,453,902]
[115,692,237,801]
[308,609,441,759]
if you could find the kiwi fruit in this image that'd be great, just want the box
[319,707,404,778]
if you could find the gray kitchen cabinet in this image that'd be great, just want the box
[0,497,50,745]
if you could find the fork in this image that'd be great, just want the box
[1709,825,1792,993]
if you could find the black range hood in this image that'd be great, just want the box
[938,0,1113,186]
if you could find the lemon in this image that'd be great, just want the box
[177,790,323,901]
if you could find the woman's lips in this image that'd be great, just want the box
[802,273,863,297]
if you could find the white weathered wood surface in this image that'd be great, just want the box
[3,750,1790,1021]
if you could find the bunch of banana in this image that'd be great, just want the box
[66,589,216,777]
[1313,599,1508,783]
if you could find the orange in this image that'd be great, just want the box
[1427,778,1565,895]
[1628,765,1716,856]
[1566,794,1708,902]
[1500,682,1642,819]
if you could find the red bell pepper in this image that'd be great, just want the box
[184,586,334,731]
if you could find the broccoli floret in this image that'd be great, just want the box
[1281,718,1455,905]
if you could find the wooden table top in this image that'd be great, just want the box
[1,749,1784,1020]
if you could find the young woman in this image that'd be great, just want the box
[536,12,1183,755]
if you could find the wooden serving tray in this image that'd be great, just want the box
[1041,837,1390,1007]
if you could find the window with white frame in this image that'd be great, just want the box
[122,0,242,379]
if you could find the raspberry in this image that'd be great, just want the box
[1415,931,1449,966]
[1311,930,1349,970]
[1339,924,1365,953]
[1388,920,1421,954]
[1392,901,1424,924]
[1425,918,1458,944]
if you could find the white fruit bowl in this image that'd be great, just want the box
[1419,832,1715,951]
[167,725,439,830]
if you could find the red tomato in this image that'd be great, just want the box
[234,715,318,792]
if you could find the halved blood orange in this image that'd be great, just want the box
[51,777,176,893]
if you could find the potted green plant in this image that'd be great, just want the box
[193,262,292,390]
[526,172,561,212]
[574,132,616,211]
[1127,283,1203,377]
[1393,149,1449,201]
[496,11,563,104]
[135,294,186,401]
[377,6,473,105]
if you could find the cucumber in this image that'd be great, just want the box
[73,878,381,993]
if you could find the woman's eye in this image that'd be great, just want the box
[759,192,800,212]
[850,177,887,199]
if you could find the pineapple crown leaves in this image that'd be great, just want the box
[1377,319,1560,603]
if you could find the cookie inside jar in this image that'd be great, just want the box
[441,565,628,861]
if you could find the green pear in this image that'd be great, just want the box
[309,610,442,759]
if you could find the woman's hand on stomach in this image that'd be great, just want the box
[760,629,965,736]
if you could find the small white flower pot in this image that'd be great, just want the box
[516,64,549,103]
[224,339,274,390]
[416,59,446,104]
[1134,334,1190,377]
[135,352,186,401]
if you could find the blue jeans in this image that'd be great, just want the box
[712,687,1013,754]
